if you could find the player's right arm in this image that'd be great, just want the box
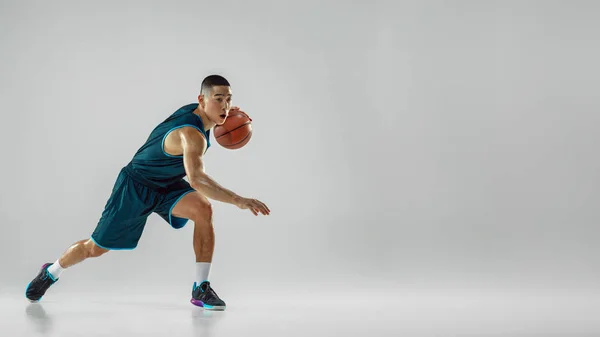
[178,127,270,216]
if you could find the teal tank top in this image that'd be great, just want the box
[125,103,211,189]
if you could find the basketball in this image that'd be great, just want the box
[214,109,253,149]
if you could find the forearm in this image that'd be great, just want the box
[180,131,242,205]
[190,173,241,205]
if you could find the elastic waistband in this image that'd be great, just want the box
[123,162,167,193]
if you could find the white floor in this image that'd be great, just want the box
[1,286,599,336]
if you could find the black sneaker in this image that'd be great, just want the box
[190,281,226,310]
[25,263,58,302]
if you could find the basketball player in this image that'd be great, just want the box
[25,75,270,310]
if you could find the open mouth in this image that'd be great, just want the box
[219,114,227,119]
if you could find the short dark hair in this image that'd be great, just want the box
[201,75,230,95]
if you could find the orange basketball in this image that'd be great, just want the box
[213,109,253,149]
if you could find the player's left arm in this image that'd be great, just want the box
[179,127,270,216]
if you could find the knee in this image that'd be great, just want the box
[190,199,213,224]
[85,240,109,258]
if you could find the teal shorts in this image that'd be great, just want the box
[90,165,194,250]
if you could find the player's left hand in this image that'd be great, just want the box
[235,197,270,216]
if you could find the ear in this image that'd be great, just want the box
[198,94,205,108]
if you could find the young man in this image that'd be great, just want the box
[25,75,270,310]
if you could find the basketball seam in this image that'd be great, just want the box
[215,121,252,139]
[223,130,252,148]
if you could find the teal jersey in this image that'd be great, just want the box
[126,103,211,189]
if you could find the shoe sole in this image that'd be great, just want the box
[190,299,226,311]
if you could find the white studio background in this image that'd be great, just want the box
[1,0,599,299]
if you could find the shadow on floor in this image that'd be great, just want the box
[25,303,53,335]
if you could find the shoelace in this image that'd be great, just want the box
[199,283,219,300]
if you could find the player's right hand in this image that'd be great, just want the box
[235,197,270,216]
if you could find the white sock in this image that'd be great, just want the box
[196,262,211,284]
[47,259,64,279]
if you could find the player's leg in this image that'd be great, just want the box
[25,238,110,303]
[171,191,225,310]
[25,238,109,302]
[54,238,109,270]
[171,191,215,263]
[156,183,225,310]
[25,168,154,302]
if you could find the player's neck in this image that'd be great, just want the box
[194,107,215,131]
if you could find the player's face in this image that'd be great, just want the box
[202,85,232,125]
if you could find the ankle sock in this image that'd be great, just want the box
[47,260,64,279]
[196,262,211,284]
